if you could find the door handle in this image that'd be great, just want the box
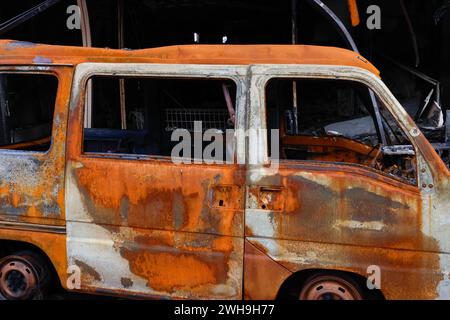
[260,186,283,193]
[258,186,284,211]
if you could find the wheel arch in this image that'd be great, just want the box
[0,233,67,290]
[276,268,386,300]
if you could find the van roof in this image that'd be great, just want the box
[0,40,379,76]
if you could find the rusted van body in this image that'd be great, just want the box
[0,40,449,300]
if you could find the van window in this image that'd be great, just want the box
[83,77,237,162]
[0,73,58,152]
[266,78,417,184]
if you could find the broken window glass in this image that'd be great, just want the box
[0,73,57,152]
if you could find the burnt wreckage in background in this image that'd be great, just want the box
[0,0,450,172]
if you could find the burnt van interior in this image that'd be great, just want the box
[0,73,57,151]
[266,79,417,184]
[83,77,237,161]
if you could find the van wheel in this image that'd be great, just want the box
[299,274,363,300]
[0,252,50,300]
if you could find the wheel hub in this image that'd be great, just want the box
[0,258,38,300]
[300,275,363,300]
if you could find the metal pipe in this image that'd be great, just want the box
[118,0,127,130]
[347,0,360,27]
[306,0,387,145]
[292,0,299,134]
[78,0,93,129]
[400,0,420,68]
[0,0,62,35]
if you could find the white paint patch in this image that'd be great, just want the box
[67,222,150,292]
[250,238,320,266]
[294,171,334,188]
[248,167,274,184]
[437,254,450,300]
[245,209,277,238]
[334,220,385,231]
[65,162,92,223]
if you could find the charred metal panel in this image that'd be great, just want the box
[243,240,291,300]
[246,237,444,299]
[246,165,427,251]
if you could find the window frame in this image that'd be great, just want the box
[265,77,381,145]
[72,63,248,166]
[0,67,61,156]
[250,64,425,186]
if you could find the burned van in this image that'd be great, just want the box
[0,40,449,300]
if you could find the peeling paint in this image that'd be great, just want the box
[33,56,52,64]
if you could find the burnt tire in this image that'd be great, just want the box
[0,251,50,300]
[299,274,364,300]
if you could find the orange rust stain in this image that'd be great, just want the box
[72,157,244,237]
[211,236,235,252]
[244,240,291,300]
[11,193,19,208]
[249,237,441,300]
[123,251,220,292]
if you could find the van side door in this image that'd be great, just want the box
[0,67,71,230]
[244,65,443,300]
[65,63,247,299]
